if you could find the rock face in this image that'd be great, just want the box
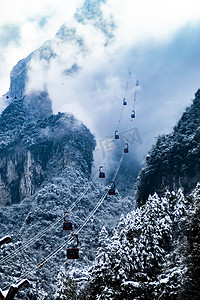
[0,0,117,207]
[136,90,200,206]
[0,94,95,206]
[9,53,32,99]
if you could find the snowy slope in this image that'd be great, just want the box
[136,89,200,206]
[0,163,134,298]
[0,85,135,299]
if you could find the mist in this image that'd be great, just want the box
[1,0,200,162]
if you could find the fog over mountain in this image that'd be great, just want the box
[1,0,200,161]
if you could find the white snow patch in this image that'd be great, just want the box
[122,281,140,288]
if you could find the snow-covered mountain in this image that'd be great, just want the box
[1,0,199,299]
[0,95,94,206]
[0,32,135,300]
[5,0,114,102]
[0,91,135,298]
[136,89,200,206]
[0,2,138,298]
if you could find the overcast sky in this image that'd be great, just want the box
[0,0,200,160]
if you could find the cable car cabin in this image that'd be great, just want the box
[124,143,129,153]
[99,166,105,178]
[108,182,115,195]
[63,212,72,230]
[124,148,129,153]
[115,130,119,139]
[108,188,115,195]
[67,234,79,259]
[63,221,72,230]
[99,171,105,178]
[67,247,79,259]
[135,80,139,86]
[131,110,136,119]
[123,98,127,105]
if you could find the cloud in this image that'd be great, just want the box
[27,24,200,162]
[102,0,200,46]
[0,0,84,95]
[1,0,200,160]
[0,24,21,47]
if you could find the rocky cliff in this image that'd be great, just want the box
[0,94,95,206]
[136,89,200,206]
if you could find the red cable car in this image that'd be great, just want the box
[115,130,119,139]
[124,143,129,153]
[67,234,79,259]
[99,166,105,178]
[63,212,72,231]
[108,181,115,195]
[63,222,72,230]
[67,248,79,259]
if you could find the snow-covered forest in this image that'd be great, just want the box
[78,186,200,299]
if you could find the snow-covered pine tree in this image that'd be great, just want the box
[54,266,77,300]
[80,184,200,299]
[178,184,200,299]
[84,226,114,299]
[153,190,189,299]
[83,192,174,299]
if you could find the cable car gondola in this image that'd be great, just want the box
[63,212,72,231]
[99,166,105,178]
[67,234,79,259]
[108,181,115,195]
[123,98,127,105]
[124,143,129,153]
[115,130,119,139]
[131,110,135,119]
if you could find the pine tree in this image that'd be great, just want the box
[54,266,77,300]
[85,193,174,299]
[179,184,200,299]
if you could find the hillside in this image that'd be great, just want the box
[5,0,114,102]
[0,93,135,298]
[0,94,94,206]
[136,89,200,206]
